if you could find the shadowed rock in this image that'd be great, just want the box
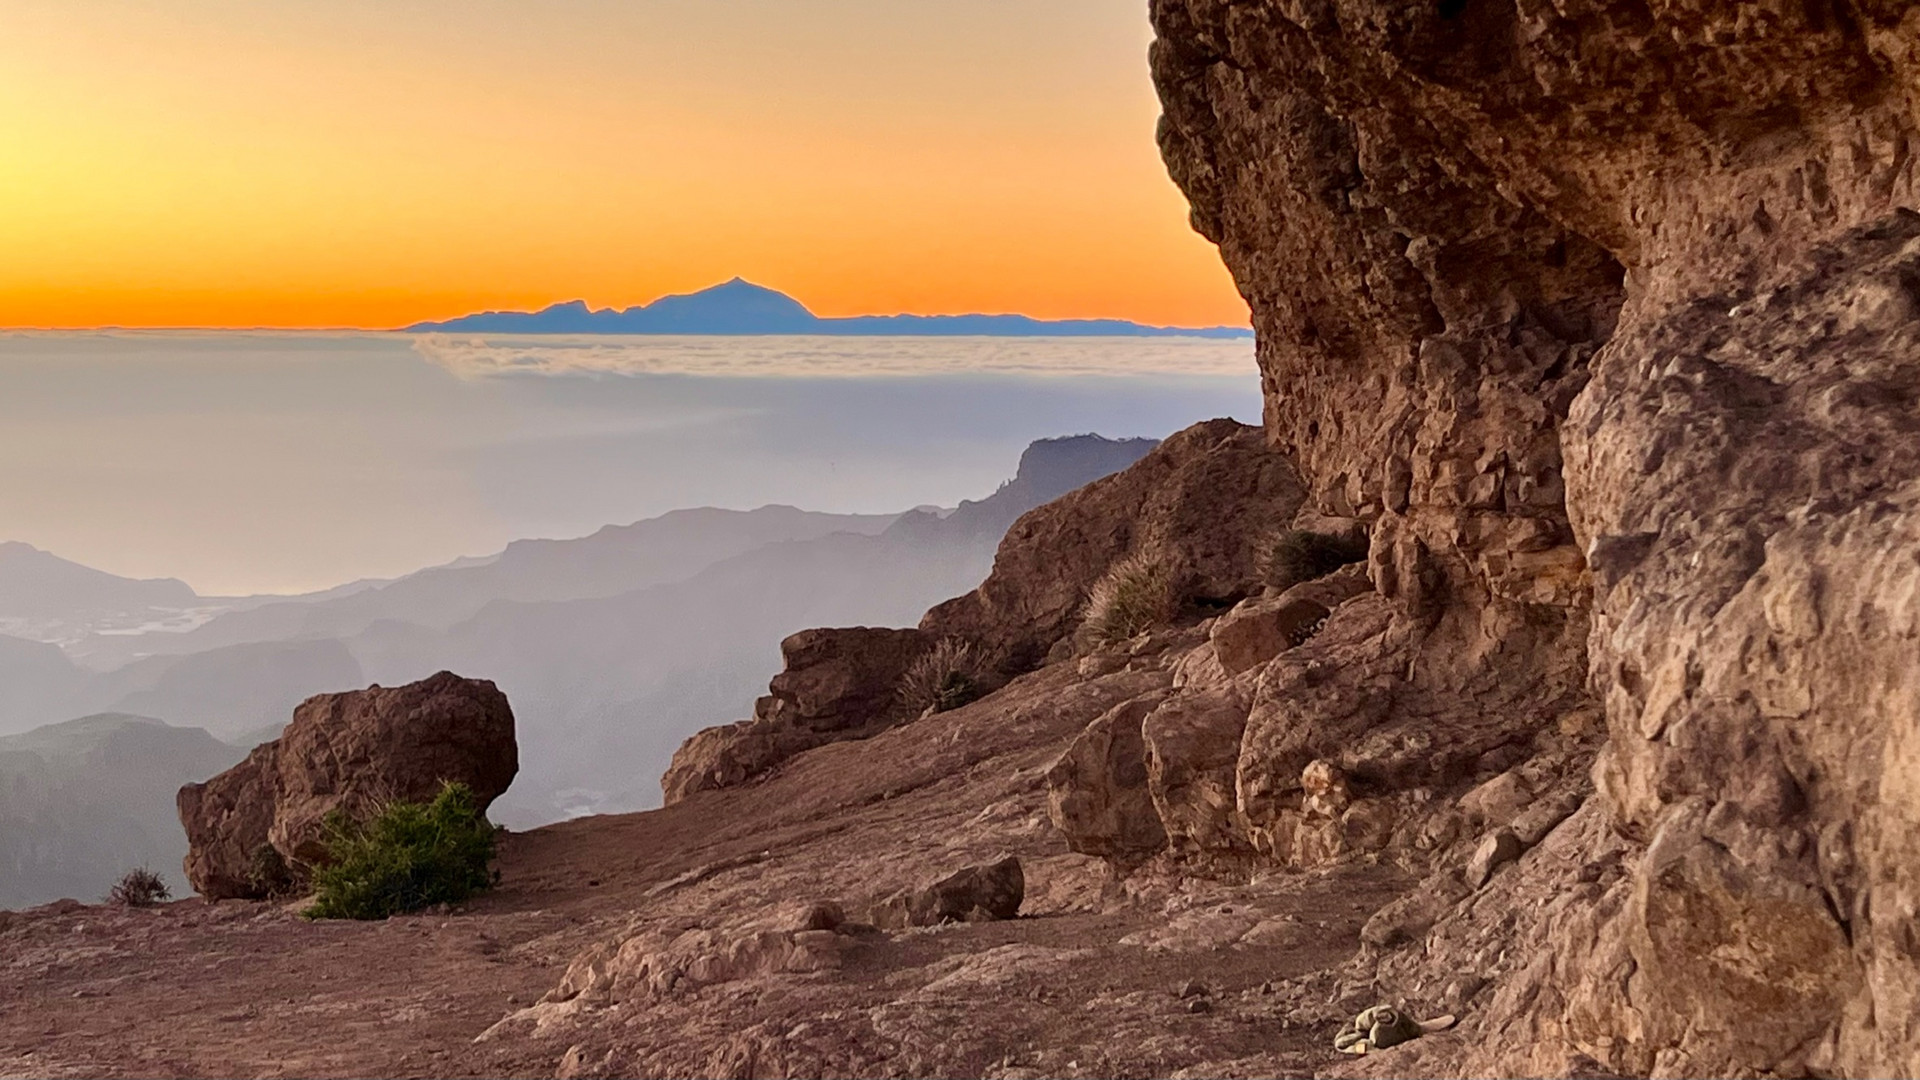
[178,671,517,898]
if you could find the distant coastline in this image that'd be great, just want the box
[406,278,1254,339]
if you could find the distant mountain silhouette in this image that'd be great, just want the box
[74,506,902,669]
[89,639,366,739]
[0,542,198,617]
[0,713,246,908]
[407,278,1253,338]
[0,635,87,735]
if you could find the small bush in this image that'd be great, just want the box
[897,638,986,717]
[247,843,298,899]
[108,867,171,908]
[305,781,499,921]
[1080,551,1177,647]
[1259,529,1369,590]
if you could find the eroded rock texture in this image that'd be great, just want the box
[178,671,518,898]
[922,418,1307,672]
[1152,2,1920,1075]
[660,627,931,804]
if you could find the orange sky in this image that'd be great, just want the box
[0,1,1246,330]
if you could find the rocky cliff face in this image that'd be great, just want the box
[1151,3,1920,1075]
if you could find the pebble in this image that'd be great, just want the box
[1178,979,1206,999]
[1186,999,1211,1014]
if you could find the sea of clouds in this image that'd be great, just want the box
[410,332,1255,380]
[0,331,1261,594]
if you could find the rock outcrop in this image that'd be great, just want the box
[663,422,1306,805]
[178,671,517,898]
[531,898,862,1010]
[922,418,1307,673]
[1046,692,1171,865]
[1151,2,1920,1075]
[1209,563,1371,675]
[660,627,929,804]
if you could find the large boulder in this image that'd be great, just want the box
[178,671,517,898]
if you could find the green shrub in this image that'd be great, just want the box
[897,638,985,717]
[1080,551,1177,647]
[305,781,499,921]
[1259,529,1369,590]
[108,867,171,907]
[247,843,298,899]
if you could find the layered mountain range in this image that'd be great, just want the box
[0,433,1154,907]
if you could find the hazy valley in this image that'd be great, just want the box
[0,434,1153,907]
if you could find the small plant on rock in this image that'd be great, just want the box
[1259,529,1369,590]
[1079,551,1177,648]
[897,638,986,717]
[108,867,171,907]
[305,781,499,921]
[247,843,298,899]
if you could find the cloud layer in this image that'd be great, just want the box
[411,334,1257,380]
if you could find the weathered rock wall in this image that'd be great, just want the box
[1152,2,1920,1075]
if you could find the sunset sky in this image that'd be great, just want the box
[0,1,1246,330]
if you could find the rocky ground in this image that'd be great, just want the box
[2,656,1422,1080]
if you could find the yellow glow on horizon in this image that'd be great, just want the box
[0,1,1245,330]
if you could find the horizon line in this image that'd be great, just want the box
[2,278,1252,335]
[0,325,1255,337]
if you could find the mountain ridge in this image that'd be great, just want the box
[0,712,247,908]
[407,278,1253,338]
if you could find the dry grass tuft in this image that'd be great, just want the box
[897,638,986,718]
[1258,529,1369,591]
[108,867,171,908]
[1080,551,1177,647]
